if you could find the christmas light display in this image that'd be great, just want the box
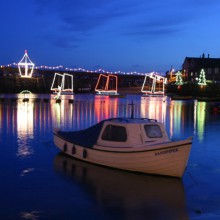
[141,72,167,95]
[18,50,35,78]
[95,74,118,95]
[175,71,183,85]
[198,69,207,86]
[51,73,74,94]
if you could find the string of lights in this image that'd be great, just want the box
[0,62,156,76]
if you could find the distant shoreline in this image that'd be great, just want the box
[0,74,144,94]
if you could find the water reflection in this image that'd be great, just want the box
[54,153,189,220]
[17,100,34,158]
[51,95,171,131]
[141,96,166,122]
[19,211,42,220]
[17,100,34,135]
[0,94,208,143]
[94,96,115,120]
[168,100,195,139]
[20,168,35,177]
[194,101,207,142]
[0,94,217,219]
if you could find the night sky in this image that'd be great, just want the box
[1,0,220,73]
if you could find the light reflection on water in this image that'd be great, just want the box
[0,94,198,138]
[17,100,34,158]
[195,101,207,142]
[0,94,220,219]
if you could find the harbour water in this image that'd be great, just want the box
[0,94,220,219]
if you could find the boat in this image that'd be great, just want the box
[95,74,119,96]
[53,113,192,178]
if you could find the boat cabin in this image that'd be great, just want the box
[96,118,170,148]
[56,118,171,150]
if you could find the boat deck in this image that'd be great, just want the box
[55,121,105,148]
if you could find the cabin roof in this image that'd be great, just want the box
[105,117,157,124]
[57,120,105,148]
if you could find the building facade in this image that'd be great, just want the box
[182,54,220,83]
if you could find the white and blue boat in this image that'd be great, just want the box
[53,113,192,178]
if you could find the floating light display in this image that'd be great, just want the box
[95,74,118,95]
[141,72,167,95]
[18,50,35,78]
[51,72,74,94]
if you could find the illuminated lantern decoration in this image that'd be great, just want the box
[18,50,35,78]
[198,69,207,86]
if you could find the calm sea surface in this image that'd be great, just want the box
[0,94,220,220]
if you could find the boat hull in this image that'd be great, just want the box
[54,134,192,178]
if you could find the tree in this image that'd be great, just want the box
[175,71,183,85]
[198,69,206,86]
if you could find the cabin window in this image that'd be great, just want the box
[101,125,127,142]
[144,125,163,138]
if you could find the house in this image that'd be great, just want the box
[182,54,220,83]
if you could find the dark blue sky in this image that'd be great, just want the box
[1,0,220,73]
